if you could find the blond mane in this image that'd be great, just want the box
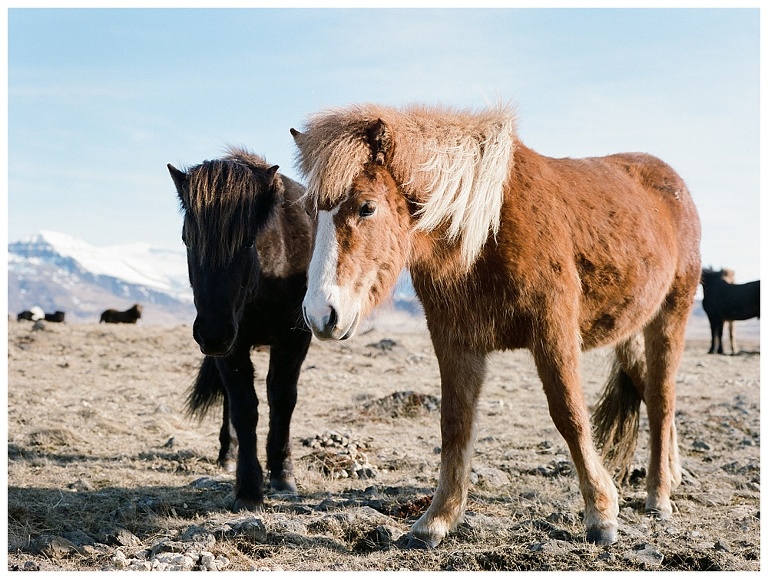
[293,103,517,267]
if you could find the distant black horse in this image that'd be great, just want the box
[701,268,760,354]
[17,309,41,321]
[44,311,66,323]
[100,304,142,324]
[168,147,314,511]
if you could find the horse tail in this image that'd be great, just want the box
[186,356,224,419]
[592,357,642,485]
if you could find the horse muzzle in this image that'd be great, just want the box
[303,304,359,341]
[193,318,238,356]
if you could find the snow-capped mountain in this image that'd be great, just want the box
[8,231,196,325]
[8,230,424,328]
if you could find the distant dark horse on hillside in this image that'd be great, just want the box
[100,304,142,324]
[44,311,66,323]
[168,147,314,511]
[701,268,760,354]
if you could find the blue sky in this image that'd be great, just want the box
[6,6,762,281]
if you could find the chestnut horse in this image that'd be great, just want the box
[291,103,701,548]
[168,148,313,511]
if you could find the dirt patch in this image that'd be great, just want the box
[6,321,760,570]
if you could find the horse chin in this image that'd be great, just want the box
[340,312,360,340]
[310,311,360,341]
[194,328,237,357]
[198,341,235,357]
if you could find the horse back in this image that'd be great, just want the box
[704,279,760,321]
[417,144,701,351]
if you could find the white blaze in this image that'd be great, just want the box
[304,208,341,331]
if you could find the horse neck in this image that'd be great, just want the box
[408,227,472,289]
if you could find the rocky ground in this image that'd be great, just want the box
[6,316,760,571]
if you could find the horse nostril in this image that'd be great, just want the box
[327,306,338,330]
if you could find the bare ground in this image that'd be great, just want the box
[6,318,760,571]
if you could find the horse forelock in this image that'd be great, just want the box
[294,103,517,267]
[181,151,271,266]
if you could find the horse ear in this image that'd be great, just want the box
[251,165,282,235]
[264,164,284,207]
[366,119,391,165]
[266,164,279,185]
[168,164,189,205]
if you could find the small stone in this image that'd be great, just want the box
[68,478,95,492]
[626,543,664,566]
[529,539,570,554]
[357,525,405,551]
[470,465,510,487]
[692,440,711,451]
[181,525,216,549]
[32,535,80,558]
[234,517,267,543]
[62,529,96,546]
[316,498,341,511]
[98,527,141,547]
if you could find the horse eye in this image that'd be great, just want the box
[245,239,255,249]
[359,201,376,218]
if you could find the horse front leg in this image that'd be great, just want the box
[216,352,263,511]
[264,332,311,494]
[707,315,723,354]
[532,334,619,545]
[408,343,487,549]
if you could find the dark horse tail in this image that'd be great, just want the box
[186,356,224,419]
[592,358,643,485]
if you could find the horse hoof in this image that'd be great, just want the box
[586,526,617,545]
[232,498,263,512]
[645,508,671,521]
[219,458,237,473]
[406,534,440,550]
[270,477,298,495]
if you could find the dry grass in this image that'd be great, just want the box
[7,321,760,571]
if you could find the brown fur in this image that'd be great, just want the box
[293,103,701,547]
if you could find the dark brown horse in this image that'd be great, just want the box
[291,103,701,547]
[17,309,42,321]
[100,304,142,324]
[701,267,760,354]
[168,147,313,511]
[44,311,66,323]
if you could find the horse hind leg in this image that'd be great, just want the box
[217,390,237,473]
[727,320,736,355]
[593,331,683,515]
[592,333,645,486]
[641,293,692,519]
[532,321,618,545]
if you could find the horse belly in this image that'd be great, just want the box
[576,250,677,350]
